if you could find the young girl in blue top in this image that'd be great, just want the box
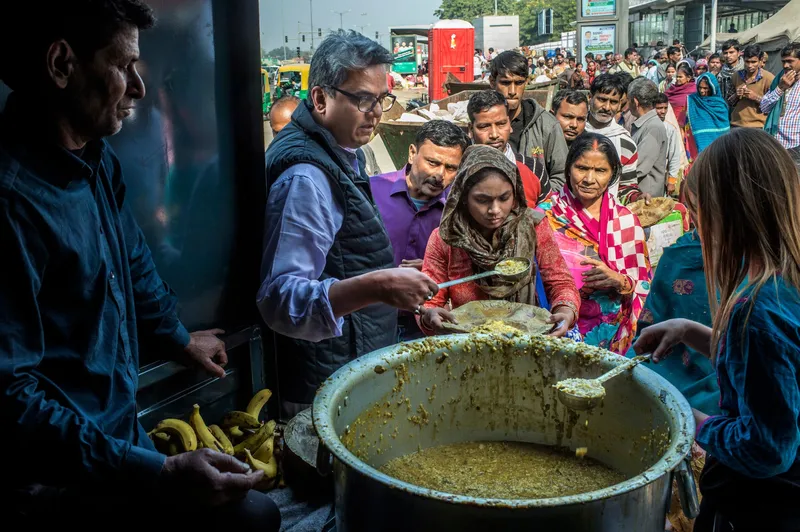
[634,128,800,531]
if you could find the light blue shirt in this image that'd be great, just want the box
[257,149,360,342]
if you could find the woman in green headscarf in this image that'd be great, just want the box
[418,145,580,337]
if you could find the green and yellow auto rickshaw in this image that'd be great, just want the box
[274,64,310,100]
[261,68,272,118]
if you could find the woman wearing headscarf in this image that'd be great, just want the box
[685,72,730,163]
[541,133,652,354]
[665,63,697,126]
[586,60,597,85]
[645,59,660,84]
[418,145,580,337]
[695,58,709,76]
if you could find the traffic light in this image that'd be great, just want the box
[284,36,288,43]
[296,46,301,57]
[302,35,305,42]
[375,31,379,40]
[318,28,322,37]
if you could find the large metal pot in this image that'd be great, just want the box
[313,334,698,531]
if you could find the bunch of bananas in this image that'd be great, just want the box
[148,388,279,488]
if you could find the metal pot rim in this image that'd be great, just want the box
[313,334,696,508]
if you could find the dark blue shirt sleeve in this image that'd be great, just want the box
[110,154,190,352]
[0,199,165,486]
[696,322,800,478]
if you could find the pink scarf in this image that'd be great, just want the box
[665,81,697,126]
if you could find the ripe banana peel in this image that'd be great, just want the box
[222,410,261,430]
[246,388,273,420]
[153,418,197,452]
[233,419,275,455]
[189,404,225,453]
[209,424,235,455]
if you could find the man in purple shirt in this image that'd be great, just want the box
[371,120,468,339]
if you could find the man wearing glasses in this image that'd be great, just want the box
[260,32,438,418]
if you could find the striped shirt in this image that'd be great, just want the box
[585,120,640,202]
[761,81,800,150]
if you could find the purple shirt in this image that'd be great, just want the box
[370,167,447,267]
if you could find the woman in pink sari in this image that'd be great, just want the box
[541,133,652,354]
[664,63,697,126]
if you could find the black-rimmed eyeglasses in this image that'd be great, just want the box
[326,86,396,113]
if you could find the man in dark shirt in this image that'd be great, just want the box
[489,51,568,189]
[0,2,279,529]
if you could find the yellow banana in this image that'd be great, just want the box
[246,388,273,420]
[149,430,172,455]
[233,420,275,455]
[209,424,234,455]
[168,442,181,456]
[244,449,278,479]
[222,410,261,430]
[227,425,246,441]
[189,404,224,453]
[253,422,276,462]
[153,418,197,452]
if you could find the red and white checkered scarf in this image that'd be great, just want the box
[549,187,652,353]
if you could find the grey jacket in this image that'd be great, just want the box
[516,99,569,190]
[631,109,668,197]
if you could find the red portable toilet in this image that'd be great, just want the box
[428,20,474,101]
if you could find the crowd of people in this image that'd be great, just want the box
[263,32,800,531]
[2,0,800,529]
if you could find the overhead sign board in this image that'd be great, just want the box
[582,0,617,18]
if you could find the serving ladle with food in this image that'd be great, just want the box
[554,354,652,411]
[436,257,531,290]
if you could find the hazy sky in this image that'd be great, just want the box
[259,0,441,53]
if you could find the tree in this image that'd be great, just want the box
[517,0,576,44]
[434,0,517,20]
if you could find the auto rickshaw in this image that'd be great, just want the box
[274,64,310,101]
[261,68,272,118]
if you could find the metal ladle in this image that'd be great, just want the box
[436,257,531,291]
[555,354,652,411]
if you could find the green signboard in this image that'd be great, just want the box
[392,36,418,74]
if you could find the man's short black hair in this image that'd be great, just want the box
[467,90,509,123]
[721,39,741,52]
[667,46,681,57]
[743,44,762,60]
[413,119,469,153]
[615,71,635,90]
[624,47,637,59]
[0,1,156,91]
[709,53,721,62]
[552,90,589,115]
[590,73,626,96]
[654,92,669,105]
[673,39,681,45]
[605,52,613,58]
[490,50,529,80]
[780,42,800,60]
